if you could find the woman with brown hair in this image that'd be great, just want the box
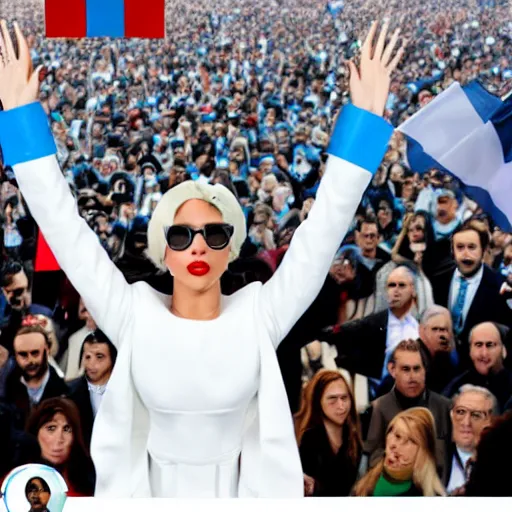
[26,397,96,497]
[295,370,362,496]
[353,407,445,496]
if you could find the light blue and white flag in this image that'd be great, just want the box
[398,80,512,231]
[327,0,344,17]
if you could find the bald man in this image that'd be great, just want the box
[323,264,419,392]
[443,322,512,412]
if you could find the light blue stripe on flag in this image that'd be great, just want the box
[86,0,124,37]
[398,80,512,231]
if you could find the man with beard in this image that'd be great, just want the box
[431,220,511,361]
[1,324,68,430]
[68,330,117,448]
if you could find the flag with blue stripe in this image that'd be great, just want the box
[398,80,512,231]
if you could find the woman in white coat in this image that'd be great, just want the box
[0,19,404,498]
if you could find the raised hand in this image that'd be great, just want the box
[348,20,406,117]
[0,20,41,111]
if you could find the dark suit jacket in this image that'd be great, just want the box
[442,367,512,413]
[1,366,68,430]
[366,387,451,478]
[431,265,511,354]
[324,310,389,379]
[68,376,94,448]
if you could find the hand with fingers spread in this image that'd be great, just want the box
[0,20,42,111]
[348,20,406,117]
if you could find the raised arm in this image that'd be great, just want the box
[259,20,404,347]
[0,22,132,347]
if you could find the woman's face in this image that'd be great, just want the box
[385,419,419,470]
[164,199,231,293]
[408,217,426,244]
[330,258,356,285]
[320,379,351,427]
[38,412,74,466]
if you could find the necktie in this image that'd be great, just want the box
[452,277,469,335]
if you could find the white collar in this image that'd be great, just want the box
[87,380,108,395]
[454,264,484,283]
[20,368,50,390]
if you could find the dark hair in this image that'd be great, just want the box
[451,219,490,251]
[25,477,50,497]
[389,338,428,369]
[1,260,26,288]
[355,215,378,233]
[79,329,117,366]
[26,398,96,496]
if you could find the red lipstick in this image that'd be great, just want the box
[187,261,210,276]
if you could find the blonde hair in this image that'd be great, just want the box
[147,180,247,271]
[353,407,446,496]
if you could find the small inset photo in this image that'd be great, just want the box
[1,464,68,512]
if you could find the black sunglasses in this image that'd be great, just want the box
[164,223,234,251]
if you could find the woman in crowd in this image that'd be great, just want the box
[352,407,446,496]
[0,19,403,498]
[295,370,362,496]
[26,397,96,496]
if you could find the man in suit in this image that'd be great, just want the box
[68,329,117,448]
[443,322,512,412]
[431,220,511,363]
[443,384,497,494]
[323,264,419,386]
[366,339,451,477]
[1,324,68,430]
[354,217,390,275]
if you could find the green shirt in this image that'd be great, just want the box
[373,473,413,497]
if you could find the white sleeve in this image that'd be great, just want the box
[257,104,393,349]
[13,155,133,348]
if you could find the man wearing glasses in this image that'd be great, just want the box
[444,384,497,494]
[25,477,51,512]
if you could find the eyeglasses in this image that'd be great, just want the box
[453,406,490,422]
[164,223,234,251]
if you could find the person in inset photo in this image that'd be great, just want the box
[25,477,51,512]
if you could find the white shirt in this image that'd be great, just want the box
[15,142,373,497]
[449,265,484,328]
[447,446,472,493]
[21,369,50,406]
[382,310,419,378]
[88,381,107,417]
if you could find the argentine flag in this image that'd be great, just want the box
[398,81,512,231]
[327,0,344,17]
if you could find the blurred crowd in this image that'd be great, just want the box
[0,0,512,499]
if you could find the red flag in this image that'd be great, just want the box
[45,0,87,38]
[34,231,60,272]
[124,0,166,39]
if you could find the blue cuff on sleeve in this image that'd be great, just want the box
[327,104,394,175]
[0,102,57,166]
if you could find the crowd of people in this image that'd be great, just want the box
[0,0,511,499]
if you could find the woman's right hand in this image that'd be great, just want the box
[0,20,42,111]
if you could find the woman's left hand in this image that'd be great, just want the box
[348,20,406,117]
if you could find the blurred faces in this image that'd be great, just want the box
[385,418,419,470]
[377,201,393,229]
[320,378,351,427]
[330,257,356,285]
[407,216,426,244]
[37,412,73,466]
[356,222,379,256]
[386,267,416,312]
[82,342,113,386]
[420,312,453,354]
[164,199,231,294]
[26,478,50,511]
[2,269,31,311]
[469,322,506,376]
[14,332,49,383]
[436,196,458,224]
[453,230,483,277]
[451,391,493,451]
[389,349,426,398]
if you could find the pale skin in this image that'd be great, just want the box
[37,412,73,466]
[0,20,404,324]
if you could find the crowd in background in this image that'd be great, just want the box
[0,0,512,499]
